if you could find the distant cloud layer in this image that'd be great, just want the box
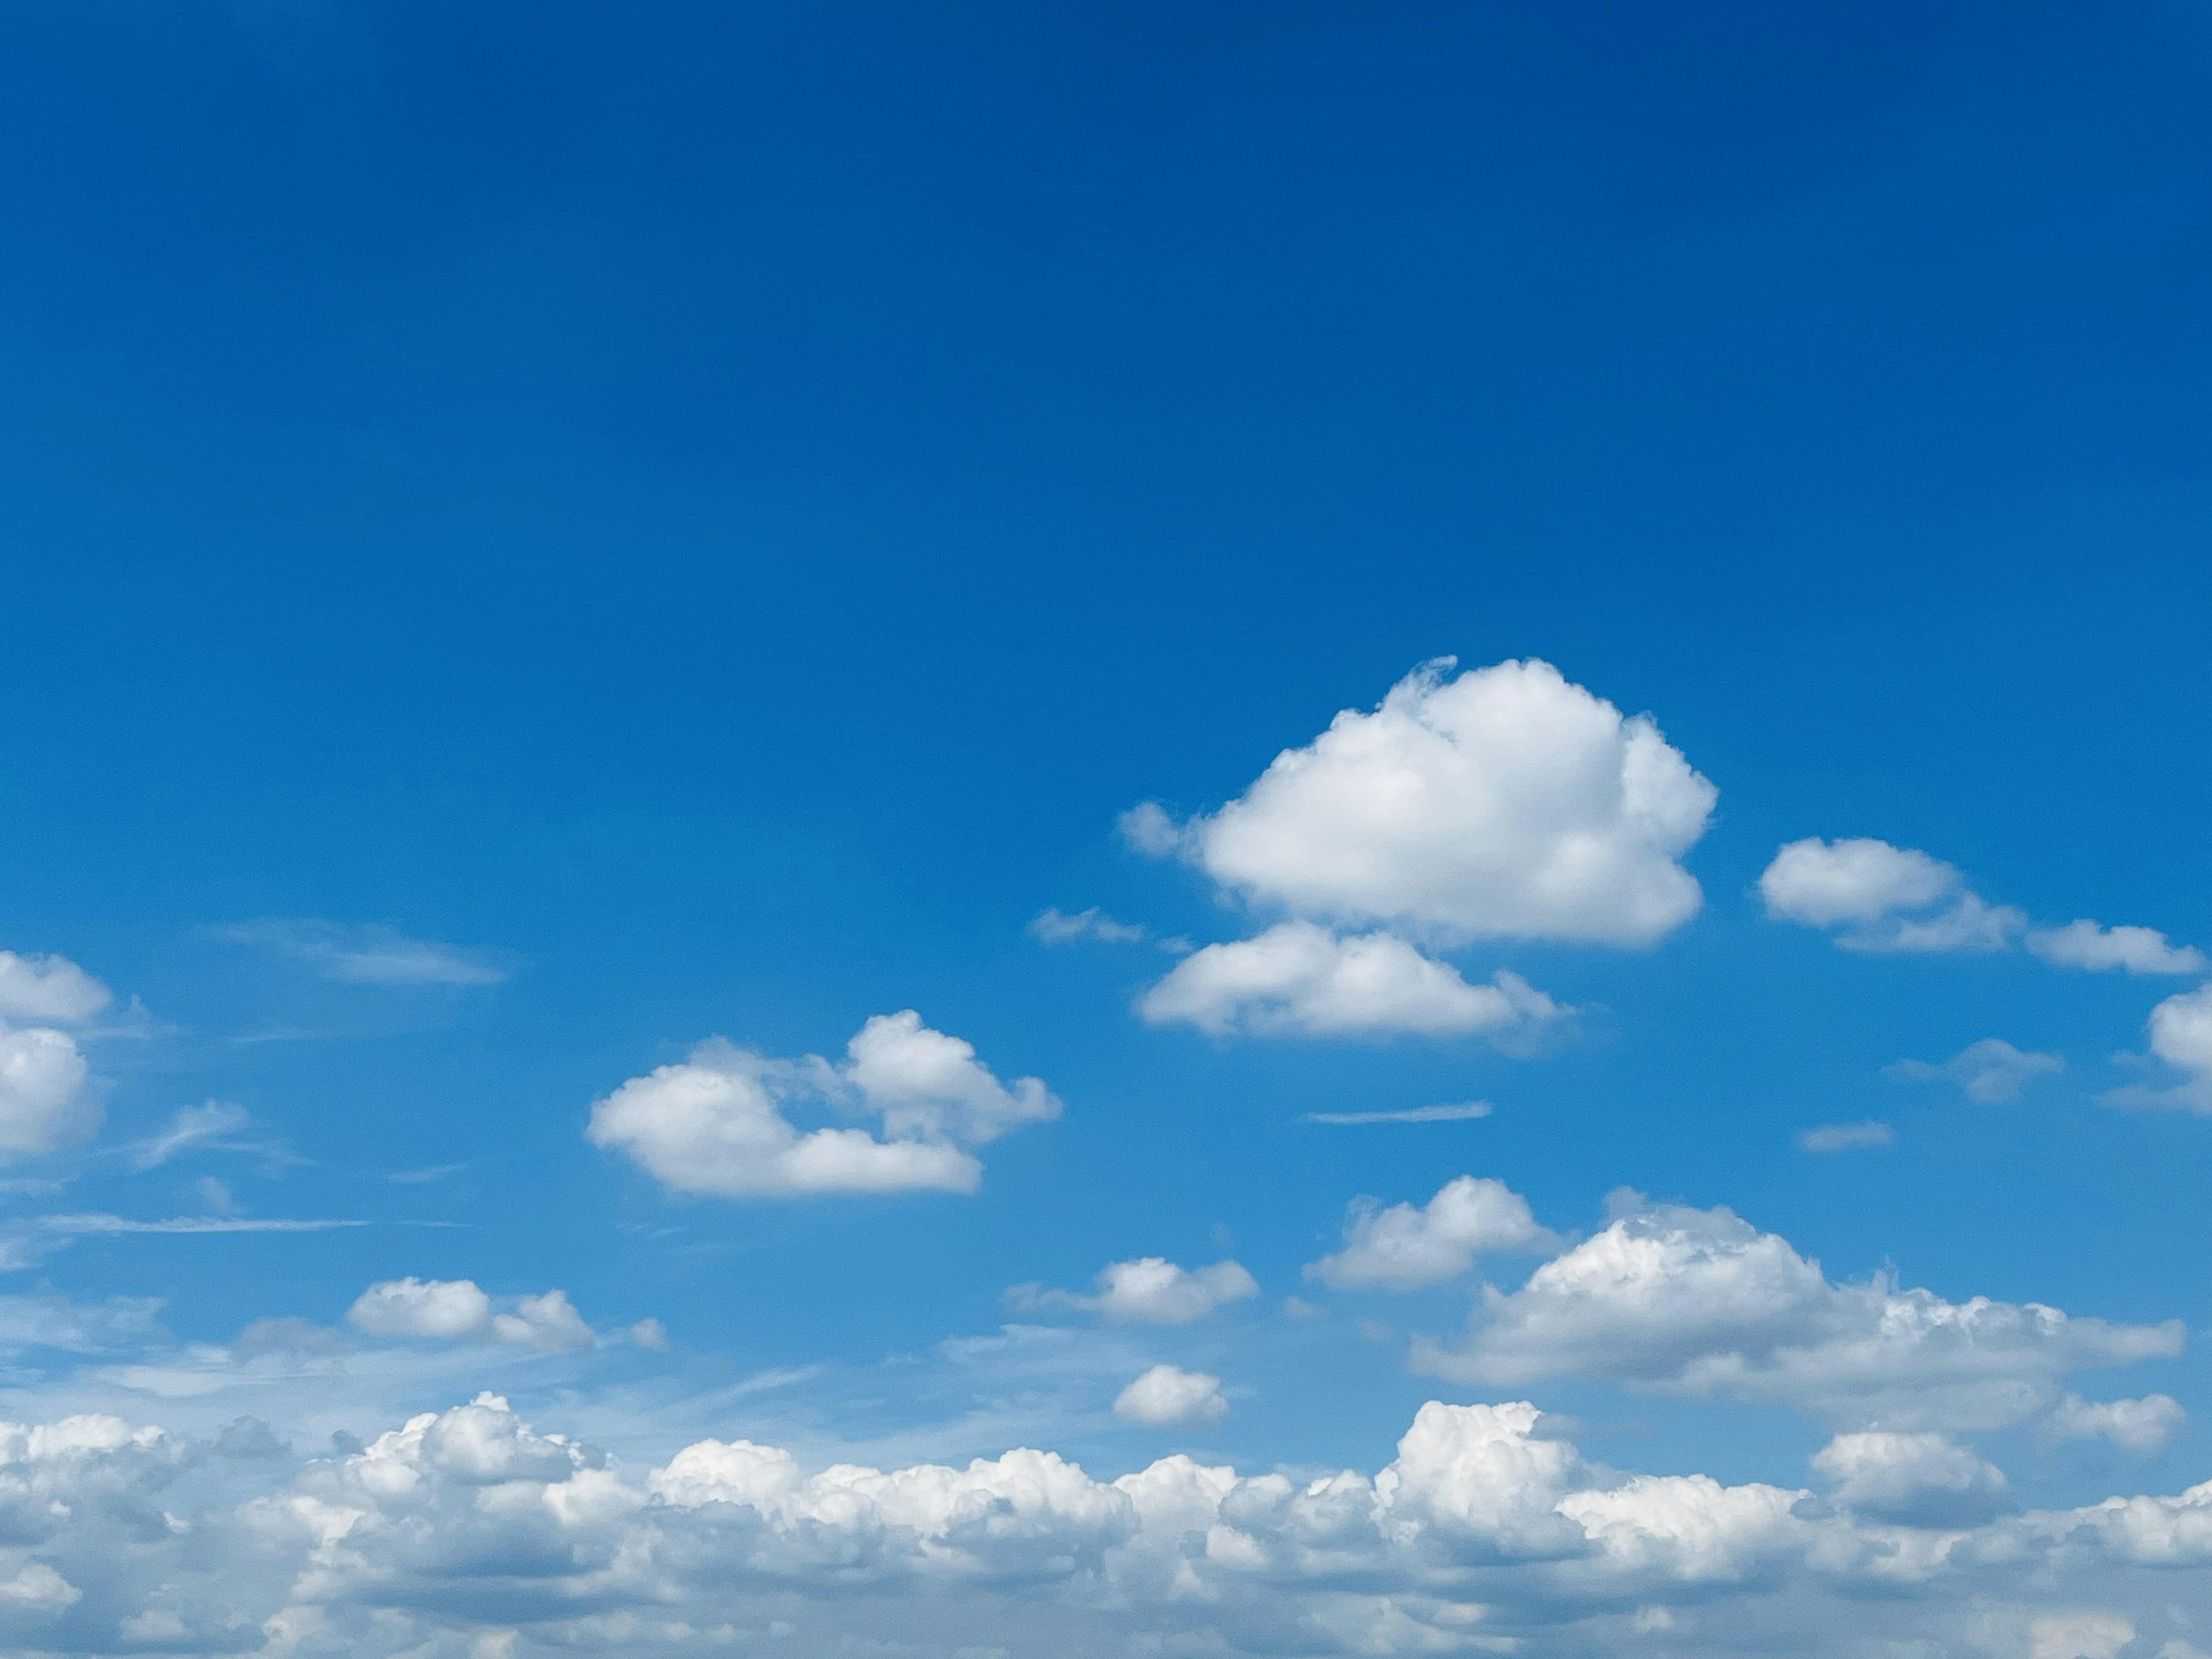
[217,920,511,986]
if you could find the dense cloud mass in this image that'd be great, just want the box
[1130,659,1717,946]
[0,1389,2203,1657]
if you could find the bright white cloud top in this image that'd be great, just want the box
[0,951,112,1024]
[1758,836,2025,952]
[346,1277,597,1350]
[1012,1256,1260,1324]
[1127,658,1717,945]
[2107,982,2212,1112]
[2027,918,2207,975]
[586,1012,1059,1197]
[1112,1362,1230,1426]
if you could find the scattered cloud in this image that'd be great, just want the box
[587,1012,1058,1198]
[1412,1196,2181,1429]
[1029,907,1149,945]
[1886,1039,2064,1103]
[1759,838,2024,952]
[1797,1120,1893,1153]
[1111,1363,1229,1427]
[0,950,112,1024]
[346,1278,597,1351]
[217,919,510,987]
[1126,658,1716,945]
[31,1214,368,1236]
[1009,1257,1259,1325]
[1302,1100,1493,1125]
[2028,920,2206,976]
[122,1101,252,1171]
[2046,1393,2187,1455]
[1306,1175,1558,1290]
[2104,983,2212,1113]
[1138,922,1569,1043]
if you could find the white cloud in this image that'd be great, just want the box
[0,951,111,1024]
[217,919,509,986]
[1887,1039,2065,1103]
[1412,1198,2181,1429]
[2028,919,2206,976]
[587,1013,1057,1199]
[1009,1258,1260,1325]
[2106,983,2212,1113]
[1111,1363,1228,1427]
[1306,1175,1558,1290]
[1759,837,2025,952]
[1138,922,1569,1042]
[122,1101,252,1171]
[0,1025,100,1163]
[1811,1430,2010,1526]
[1029,907,1149,945]
[8,1388,2212,1654]
[1797,1120,1893,1153]
[1302,1100,1493,1125]
[2047,1393,2187,1455]
[346,1278,597,1351]
[1127,658,1716,945]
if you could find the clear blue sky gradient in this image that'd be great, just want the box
[0,0,2207,1610]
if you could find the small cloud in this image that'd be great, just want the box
[1758,838,2023,953]
[1029,907,1149,946]
[2027,920,2205,976]
[388,1162,467,1184]
[1886,1039,2063,1104]
[123,1102,253,1172]
[218,920,510,987]
[1798,1120,1894,1153]
[347,1277,596,1351]
[0,951,112,1025]
[1009,1257,1259,1325]
[1281,1296,1320,1319]
[1302,1100,1493,1126]
[1112,1363,1228,1428]
[628,1317,669,1350]
[2046,1393,2187,1455]
[1306,1175,1556,1291]
[195,1177,239,1217]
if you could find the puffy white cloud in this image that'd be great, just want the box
[1887,1039,2065,1103]
[1010,1257,1260,1324]
[346,1279,597,1351]
[2106,983,2212,1113]
[1797,1120,1893,1153]
[2047,1393,2188,1455]
[1412,1199,2181,1429]
[1111,1364,1229,1428]
[1138,921,1569,1042]
[587,1014,1056,1199]
[1811,1431,2010,1526]
[1759,838,2025,952]
[1307,1175,1558,1290]
[2028,919,2207,975]
[0,1025,100,1164]
[1028,907,1149,945]
[0,952,111,1025]
[1128,658,1717,945]
[217,919,509,986]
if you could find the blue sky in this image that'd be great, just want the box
[1,4,2210,1656]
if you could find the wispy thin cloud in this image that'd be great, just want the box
[33,1214,372,1236]
[388,1163,467,1184]
[1798,1120,1895,1153]
[217,920,512,987]
[122,1102,252,1172]
[1301,1101,1493,1126]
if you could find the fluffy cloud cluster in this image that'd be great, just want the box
[1306,1176,1558,1290]
[1,1390,2208,1657]
[1412,1196,2182,1430]
[1122,660,1713,1041]
[1138,923,1569,1043]
[1759,839,2203,973]
[1010,1257,1260,1324]
[346,1278,597,1351]
[1134,658,1717,945]
[586,1012,1059,1198]
[0,950,112,1165]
